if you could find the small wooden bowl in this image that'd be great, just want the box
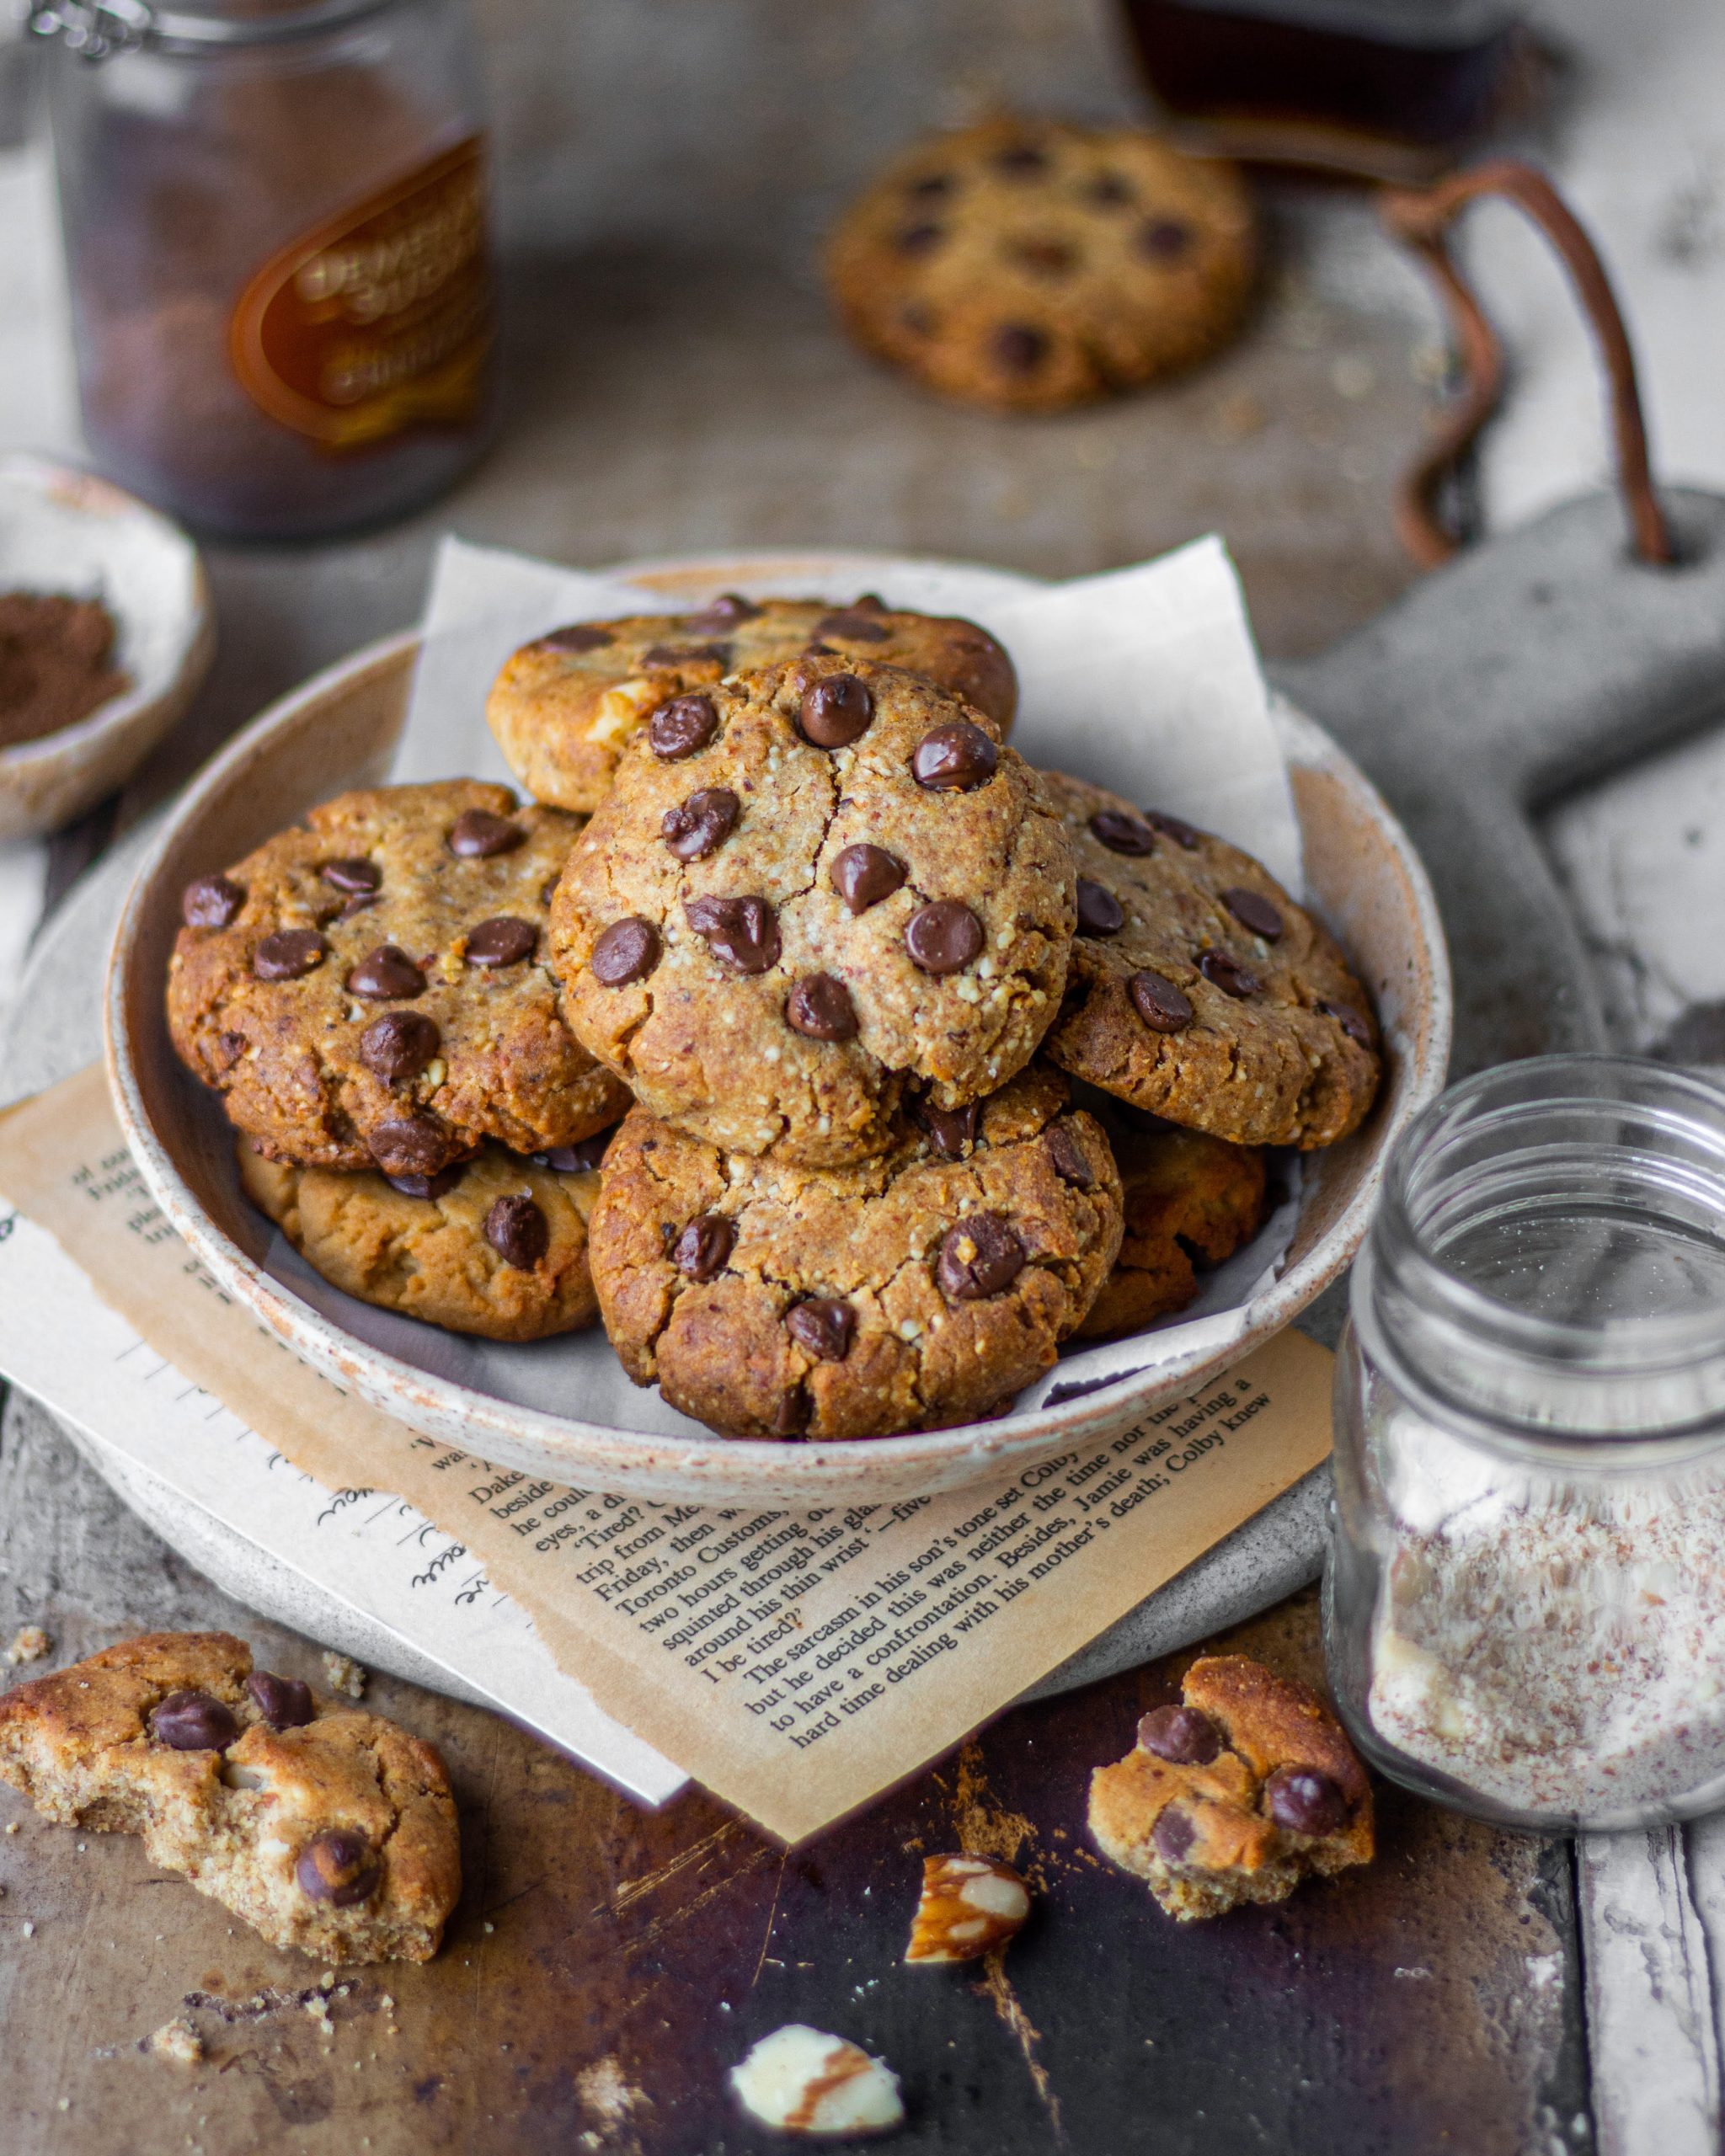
[106,551,1450,1505]
[0,455,212,839]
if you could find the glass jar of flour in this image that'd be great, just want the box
[1326,1055,1725,1831]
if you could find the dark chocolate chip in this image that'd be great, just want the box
[183,874,244,929]
[1152,1807,1195,1863]
[1138,1705,1220,1765]
[466,915,537,967]
[216,1029,247,1067]
[895,221,943,255]
[537,622,613,654]
[911,721,997,791]
[1045,1123,1093,1188]
[648,693,719,760]
[338,893,378,922]
[937,1212,1025,1300]
[386,1163,466,1200]
[591,917,660,986]
[1089,809,1157,857]
[787,1298,855,1362]
[772,1384,811,1437]
[534,1126,617,1173]
[540,875,562,907]
[1199,949,1261,999]
[296,1828,380,1908]
[992,323,1050,375]
[347,944,425,999]
[994,141,1048,173]
[1223,887,1284,941]
[247,1671,314,1731]
[1130,970,1194,1032]
[368,1116,452,1177]
[787,973,858,1042]
[830,843,906,914]
[1011,237,1077,278]
[448,808,524,858]
[905,900,983,976]
[913,1097,980,1158]
[684,594,761,632]
[320,858,379,894]
[1076,877,1125,937]
[254,929,328,981]
[642,643,730,670]
[1265,1767,1348,1837]
[359,1010,440,1086]
[674,1214,734,1281]
[1321,1000,1375,1049]
[803,642,837,658]
[814,609,893,643]
[685,894,781,974]
[663,787,740,862]
[151,1689,238,1752]
[1137,216,1194,261]
[485,1193,549,1269]
[798,674,874,749]
[1146,809,1202,850]
[908,171,953,199]
[1086,170,1133,206]
[852,595,887,611]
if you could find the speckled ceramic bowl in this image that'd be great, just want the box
[106,551,1450,1505]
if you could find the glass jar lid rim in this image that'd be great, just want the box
[29,0,394,56]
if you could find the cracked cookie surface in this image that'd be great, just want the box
[588,1064,1121,1440]
[549,657,1076,1168]
[826,118,1255,414]
[488,593,1017,814]
[167,781,629,1177]
[0,1631,459,1963]
[240,1132,611,1342]
[1039,771,1380,1149]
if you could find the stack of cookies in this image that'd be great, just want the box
[166,591,1381,1441]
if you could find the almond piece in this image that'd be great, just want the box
[904,1853,1031,1963]
[729,2024,904,2137]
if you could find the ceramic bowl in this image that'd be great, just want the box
[0,454,213,840]
[106,551,1450,1506]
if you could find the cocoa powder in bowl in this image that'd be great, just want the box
[0,592,129,750]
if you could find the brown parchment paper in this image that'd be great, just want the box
[0,1066,1333,1842]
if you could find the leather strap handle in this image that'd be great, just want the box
[1380,158,1675,571]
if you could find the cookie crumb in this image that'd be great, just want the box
[151,2018,205,2068]
[20,1918,35,1937]
[320,1652,368,1700]
[4,1626,50,1668]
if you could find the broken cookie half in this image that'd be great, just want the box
[0,1630,459,1963]
[1088,1652,1373,1920]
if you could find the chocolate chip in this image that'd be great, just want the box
[216,1029,247,1066]
[1146,808,1202,850]
[1086,170,1133,206]
[937,1213,1024,1299]
[673,1214,734,1281]
[347,944,425,1000]
[642,643,730,670]
[772,1384,811,1437]
[830,843,906,914]
[852,595,887,611]
[360,1010,440,1086]
[787,1298,855,1361]
[815,609,892,643]
[254,929,328,981]
[368,1117,452,1177]
[537,622,613,654]
[485,1193,549,1269]
[541,875,563,906]
[684,594,761,632]
[338,893,378,922]
[591,917,660,986]
[908,171,953,199]
[798,674,874,749]
[1137,216,1194,261]
[1045,1123,1093,1188]
[1199,949,1261,999]
[1151,1807,1195,1863]
[648,693,718,760]
[1223,887,1284,941]
[913,1097,980,1158]
[535,1127,617,1173]
[1321,1000,1374,1049]
[151,1689,238,1751]
[182,875,244,928]
[895,221,943,254]
[1138,1705,1220,1765]
[247,1671,313,1731]
[1012,237,1077,278]
[386,1163,466,1200]
[663,787,740,862]
[994,141,1048,174]
[320,857,379,894]
[905,900,983,975]
[911,721,997,791]
[1089,809,1156,857]
[466,915,537,967]
[1130,969,1194,1032]
[685,894,781,974]
[992,323,1049,375]
[1265,1767,1348,1837]
[803,642,837,658]
[296,1828,380,1907]
[448,808,524,858]
[787,973,858,1041]
[1076,877,1124,937]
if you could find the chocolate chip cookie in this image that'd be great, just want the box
[588,1064,1121,1439]
[549,657,1076,1168]
[1038,771,1380,1149]
[167,781,629,1180]
[488,594,1017,815]
[1088,1654,1374,1921]
[0,1632,459,1963]
[1076,1113,1266,1340]
[240,1129,613,1342]
[825,119,1256,414]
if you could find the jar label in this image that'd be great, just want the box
[230,136,493,451]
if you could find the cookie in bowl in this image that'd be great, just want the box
[587,1064,1121,1439]
[488,593,1017,814]
[548,657,1076,1168]
[1039,770,1380,1149]
[166,780,629,1179]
